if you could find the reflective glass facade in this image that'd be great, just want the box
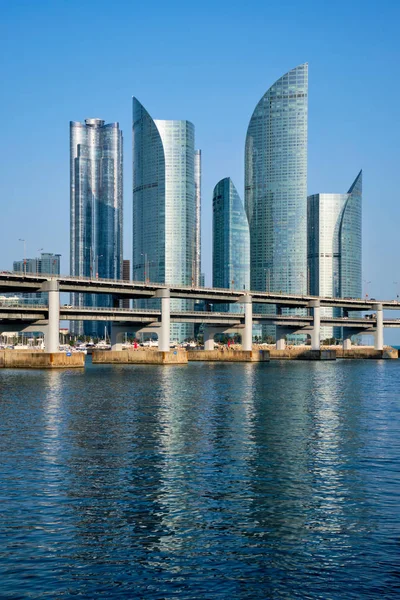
[213,178,250,312]
[194,149,202,287]
[245,64,308,336]
[70,118,123,336]
[307,171,362,341]
[13,253,61,305]
[132,99,196,342]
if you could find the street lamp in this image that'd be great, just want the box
[95,255,103,279]
[363,279,372,298]
[394,281,399,299]
[18,238,26,275]
[264,267,271,293]
[141,252,149,283]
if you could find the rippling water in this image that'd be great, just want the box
[1,359,399,598]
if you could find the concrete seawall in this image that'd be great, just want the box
[188,349,270,362]
[335,347,398,359]
[0,351,85,368]
[268,348,336,360]
[258,345,398,360]
[92,349,188,365]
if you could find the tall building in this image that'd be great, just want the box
[245,64,308,337]
[194,149,202,287]
[70,118,123,336]
[132,98,197,342]
[13,252,61,304]
[212,178,250,311]
[307,171,362,341]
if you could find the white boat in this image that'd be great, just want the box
[95,340,111,350]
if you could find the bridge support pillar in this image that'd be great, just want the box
[343,336,352,350]
[309,300,321,351]
[373,303,383,350]
[204,326,216,351]
[276,333,286,351]
[42,280,60,353]
[111,325,125,351]
[155,289,170,352]
[242,295,253,351]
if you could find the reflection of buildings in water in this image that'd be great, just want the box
[41,370,66,467]
[61,367,171,559]
[248,363,371,559]
[154,364,258,557]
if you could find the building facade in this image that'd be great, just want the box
[245,64,308,337]
[194,149,202,287]
[307,171,362,341]
[70,118,123,336]
[212,178,250,312]
[13,252,61,305]
[132,98,197,342]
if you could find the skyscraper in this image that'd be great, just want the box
[13,252,61,305]
[132,98,197,342]
[213,178,250,311]
[245,64,308,336]
[194,149,202,287]
[70,118,123,336]
[307,171,362,341]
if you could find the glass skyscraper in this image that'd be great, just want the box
[132,98,197,342]
[307,171,362,341]
[245,64,308,337]
[70,118,123,336]
[13,252,61,305]
[213,178,250,312]
[194,149,202,287]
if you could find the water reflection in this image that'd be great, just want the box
[0,361,399,598]
[153,364,258,564]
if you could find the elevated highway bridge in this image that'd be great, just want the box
[1,273,399,352]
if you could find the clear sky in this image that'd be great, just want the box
[1,0,400,341]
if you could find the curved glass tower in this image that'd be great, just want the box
[307,170,362,341]
[70,118,123,336]
[245,64,308,336]
[213,178,250,311]
[132,98,196,341]
[194,149,202,287]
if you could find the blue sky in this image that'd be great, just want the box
[1,0,400,340]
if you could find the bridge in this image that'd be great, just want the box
[1,272,399,353]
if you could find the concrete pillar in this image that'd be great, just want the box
[242,295,253,351]
[155,288,170,352]
[203,326,215,351]
[42,280,60,353]
[276,329,286,350]
[374,303,383,350]
[111,326,124,351]
[309,300,321,351]
[343,336,352,350]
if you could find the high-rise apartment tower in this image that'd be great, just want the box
[132,98,198,342]
[212,178,250,311]
[70,118,123,336]
[245,64,308,336]
[307,171,362,341]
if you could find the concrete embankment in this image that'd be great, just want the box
[92,349,188,365]
[268,348,336,360]
[0,351,85,368]
[335,346,398,359]
[257,345,398,360]
[188,349,270,362]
